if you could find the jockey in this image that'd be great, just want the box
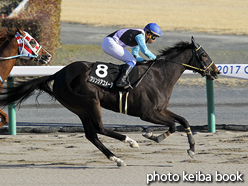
[102,23,161,89]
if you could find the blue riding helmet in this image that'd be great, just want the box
[144,23,162,37]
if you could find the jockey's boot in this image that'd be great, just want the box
[116,64,133,89]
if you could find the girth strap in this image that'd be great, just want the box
[119,91,129,114]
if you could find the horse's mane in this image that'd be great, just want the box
[158,41,191,59]
[0,27,14,46]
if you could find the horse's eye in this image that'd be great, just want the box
[30,40,36,47]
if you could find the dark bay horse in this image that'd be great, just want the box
[0,37,220,166]
[0,27,51,128]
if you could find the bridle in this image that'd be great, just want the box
[185,44,214,76]
[0,32,37,60]
[17,31,42,56]
[15,31,51,63]
[158,43,214,76]
[0,31,51,64]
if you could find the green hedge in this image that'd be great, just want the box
[1,0,61,65]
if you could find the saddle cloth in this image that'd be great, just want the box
[87,62,138,89]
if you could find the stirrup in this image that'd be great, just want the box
[116,80,133,89]
[123,83,133,89]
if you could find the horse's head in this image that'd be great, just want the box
[190,36,220,80]
[14,28,52,64]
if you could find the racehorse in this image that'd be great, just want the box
[0,37,220,166]
[0,27,51,128]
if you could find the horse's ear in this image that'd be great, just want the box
[191,36,195,43]
[191,36,200,49]
[14,27,25,36]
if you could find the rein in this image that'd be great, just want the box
[164,58,213,73]
[183,61,214,72]
[0,54,38,60]
[158,45,213,74]
[133,61,155,88]
[132,45,213,88]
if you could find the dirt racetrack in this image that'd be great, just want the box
[0,130,247,185]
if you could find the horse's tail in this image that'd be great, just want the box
[0,75,55,107]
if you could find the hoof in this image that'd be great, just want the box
[187,149,195,158]
[142,132,152,139]
[110,156,127,167]
[125,136,139,148]
[130,141,139,148]
[117,159,127,167]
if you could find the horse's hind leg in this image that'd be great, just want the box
[89,101,139,148]
[78,100,139,166]
[80,116,126,167]
[98,128,139,148]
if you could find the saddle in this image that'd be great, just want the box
[87,62,139,90]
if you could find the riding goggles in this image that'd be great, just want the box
[150,34,158,40]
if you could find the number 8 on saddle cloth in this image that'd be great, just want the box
[88,62,138,89]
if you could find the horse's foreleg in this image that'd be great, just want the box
[141,109,195,158]
[160,109,195,158]
[0,109,8,128]
[143,126,195,158]
[143,131,172,143]
[184,127,195,158]
[141,110,176,143]
[163,109,195,158]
